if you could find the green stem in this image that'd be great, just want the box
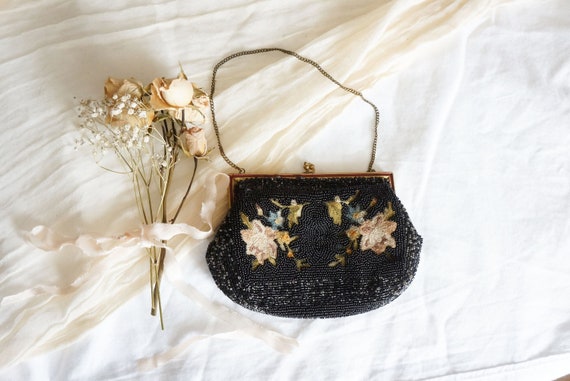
[150,116,178,330]
[152,251,165,329]
[149,252,156,316]
[171,156,198,223]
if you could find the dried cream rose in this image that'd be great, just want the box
[191,87,210,110]
[150,70,208,122]
[180,127,208,157]
[105,77,144,99]
[104,77,153,128]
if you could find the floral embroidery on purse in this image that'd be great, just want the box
[328,195,397,267]
[239,200,310,270]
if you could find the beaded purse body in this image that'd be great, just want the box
[206,48,422,318]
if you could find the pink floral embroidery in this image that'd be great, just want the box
[328,199,397,267]
[240,204,310,270]
[358,213,397,255]
[240,219,278,264]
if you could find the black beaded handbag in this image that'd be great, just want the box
[206,48,422,318]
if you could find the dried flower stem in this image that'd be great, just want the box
[171,157,199,224]
[150,114,198,330]
[78,73,210,329]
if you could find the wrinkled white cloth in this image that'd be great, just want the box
[1,0,569,380]
[3,173,297,368]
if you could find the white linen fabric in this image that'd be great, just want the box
[1,0,569,380]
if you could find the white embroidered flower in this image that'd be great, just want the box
[358,212,397,255]
[240,220,277,264]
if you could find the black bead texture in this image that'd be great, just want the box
[206,176,422,318]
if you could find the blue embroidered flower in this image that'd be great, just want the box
[266,210,284,229]
[346,204,366,224]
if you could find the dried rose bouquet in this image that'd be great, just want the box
[76,68,210,328]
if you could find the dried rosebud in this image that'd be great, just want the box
[150,70,208,123]
[180,127,208,157]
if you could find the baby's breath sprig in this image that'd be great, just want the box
[77,71,211,329]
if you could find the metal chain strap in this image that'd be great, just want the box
[209,47,380,173]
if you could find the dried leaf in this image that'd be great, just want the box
[240,212,252,228]
[384,202,395,220]
[325,201,343,225]
[295,259,310,270]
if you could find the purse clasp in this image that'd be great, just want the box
[303,162,316,174]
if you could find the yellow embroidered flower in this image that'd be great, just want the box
[276,231,293,245]
[346,226,361,241]
[358,213,397,255]
[240,219,277,264]
[275,230,298,253]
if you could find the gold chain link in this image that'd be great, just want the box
[209,48,379,173]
